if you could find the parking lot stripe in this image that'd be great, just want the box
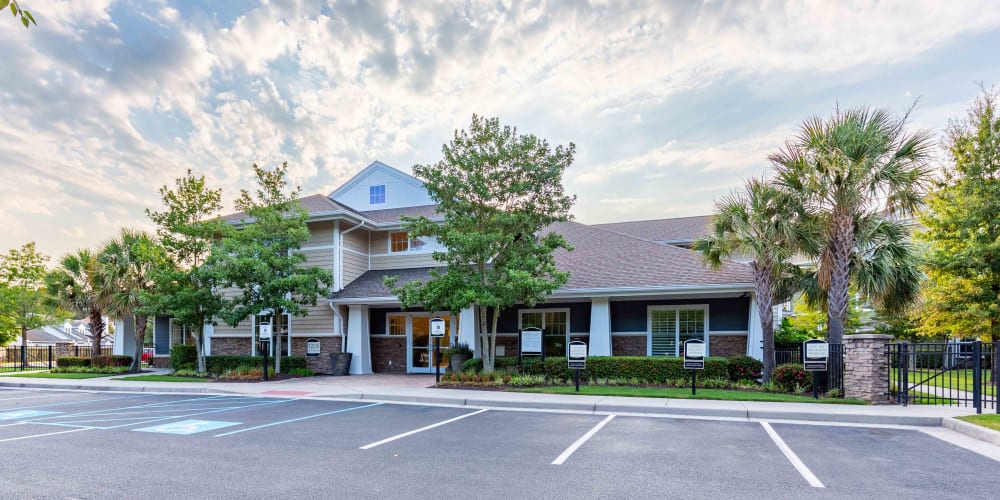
[551,414,615,465]
[214,402,384,437]
[0,394,60,402]
[760,421,825,488]
[359,409,489,450]
[0,394,154,411]
[0,427,91,443]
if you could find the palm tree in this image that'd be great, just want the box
[694,178,816,382]
[99,229,166,372]
[45,249,107,357]
[771,106,933,344]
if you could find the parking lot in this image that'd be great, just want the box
[0,388,998,499]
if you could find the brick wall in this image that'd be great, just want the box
[612,336,646,356]
[710,335,747,357]
[211,337,251,356]
[290,337,342,375]
[371,337,406,373]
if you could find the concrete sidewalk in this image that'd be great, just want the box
[0,372,981,427]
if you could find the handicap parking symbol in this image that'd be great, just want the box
[134,419,241,435]
[0,410,61,420]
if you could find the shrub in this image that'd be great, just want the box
[93,355,132,368]
[204,355,306,374]
[169,345,198,370]
[56,357,91,368]
[52,366,129,374]
[772,363,811,392]
[172,369,210,378]
[727,355,763,382]
[288,368,315,377]
[444,342,473,357]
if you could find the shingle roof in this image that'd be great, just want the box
[592,215,713,244]
[358,204,441,224]
[332,221,753,300]
[220,194,356,223]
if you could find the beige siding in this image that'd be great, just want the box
[370,253,439,270]
[343,228,369,254]
[293,302,336,334]
[298,248,335,271]
[343,252,368,286]
[305,221,335,248]
[370,230,389,255]
[212,286,252,335]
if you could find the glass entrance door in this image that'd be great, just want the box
[409,315,450,373]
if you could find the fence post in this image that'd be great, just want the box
[973,340,982,414]
[899,342,909,407]
[48,345,52,370]
[844,334,893,404]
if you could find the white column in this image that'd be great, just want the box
[346,305,372,374]
[458,306,477,356]
[747,295,764,360]
[588,298,612,356]
[203,323,213,356]
[113,316,135,356]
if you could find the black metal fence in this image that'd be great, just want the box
[0,346,54,372]
[775,342,844,393]
[887,341,998,413]
[72,346,115,358]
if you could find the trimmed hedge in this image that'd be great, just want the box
[727,355,763,382]
[204,355,307,375]
[773,363,811,391]
[93,355,133,368]
[462,356,729,382]
[56,356,92,368]
[170,345,198,370]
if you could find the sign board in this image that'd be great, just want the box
[683,339,705,370]
[258,323,271,341]
[430,317,446,338]
[305,339,321,357]
[803,339,829,371]
[568,340,587,369]
[520,328,543,355]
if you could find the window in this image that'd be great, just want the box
[369,184,386,204]
[649,306,707,357]
[388,315,406,336]
[519,309,571,357]
[390,231,410,253]
[389,232,441,253]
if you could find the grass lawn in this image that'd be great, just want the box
[957,414,1000,432]
[892,369,996,396]
[113,375,211,383]
[3,372,116,379]
[511,386,868,404]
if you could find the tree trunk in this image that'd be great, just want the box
[89,307,104,358]
[753,262,776,382]
[131,314,148,372]
[490,306,500,373]
[478,304,492,372]
[826,212,854,345]
[194,323,206,374]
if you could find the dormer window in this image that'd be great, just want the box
[369,184,386,204]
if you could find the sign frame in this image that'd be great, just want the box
[258,323,272,341]
[802,339,829,372]
[683,339,706,370]
[567,340,587,370]
[429,317,446,338]
[305,338,321,357]
[520,327,543,355]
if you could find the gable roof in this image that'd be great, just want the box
[357,204,441,224]
[593,215,713,244]
[328,161,425,201]
[220,194,358,223]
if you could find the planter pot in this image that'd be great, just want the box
[330,352,353,376]
[449,353,471,374]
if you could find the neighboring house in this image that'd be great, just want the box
[118,161,766,373]
[13,319,113,347]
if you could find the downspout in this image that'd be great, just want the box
[330,301,347,353]
[336,220,365,353]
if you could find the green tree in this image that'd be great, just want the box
[99,229,168,372]
[1,1,36,28]
[0,242,51,360]
[145,169,227,373]
[211,162,333,374]
[694,178,816,381]
[920,86,1000,342]
[388,115,575,373]
[45,249,108,356]
[772,106,933,343]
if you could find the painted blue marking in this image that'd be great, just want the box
[0,394,156,411]
[0,410,61,420]
[26,397,295,430]
[214,403,384,437]
[134,420,242,435]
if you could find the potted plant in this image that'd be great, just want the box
[445,342,473,374]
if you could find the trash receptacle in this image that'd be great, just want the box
[330,352,352,376]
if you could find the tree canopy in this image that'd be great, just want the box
[0,242,52,347]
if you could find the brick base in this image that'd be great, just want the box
[710,335,747,357]
[371,337,406,373]
[290,337,342,375]
[211,337,251,356]
[150,357,170,368]
[612,336,646,356]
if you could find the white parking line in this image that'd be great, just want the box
[0,394,59,402]
[0,427,91,443]
[360,409,489,450]
[215,403,383,437]
[760,421,824,488]
[551,415,615,465]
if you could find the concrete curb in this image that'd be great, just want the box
[943,417,1000,446]
[0,381,239,395]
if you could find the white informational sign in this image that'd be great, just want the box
[430,317,446,338]
[683,339,706,370]
[521,328,543,355]
[803,339,829,371]
[685,342,706,359]
[568,340,587,369]
[306,339,321,357]
[258,323,272,341]
[805,342,829,360]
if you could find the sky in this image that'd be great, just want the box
[2,0,1000,261]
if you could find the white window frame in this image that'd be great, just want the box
[386,314,407,336]
[252,309,292,357]
[646,304,710,357]
[387,232,442,254]
[369,184,386,205]
[518,308,572,356]
[168,318,189,348]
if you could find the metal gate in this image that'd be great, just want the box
[0,346,54,372]
[887,341,999,414]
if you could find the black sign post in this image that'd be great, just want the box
[568,340,587,392]
[683,339,706,396]
[802,339,830,400]
[430,317,446,384]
